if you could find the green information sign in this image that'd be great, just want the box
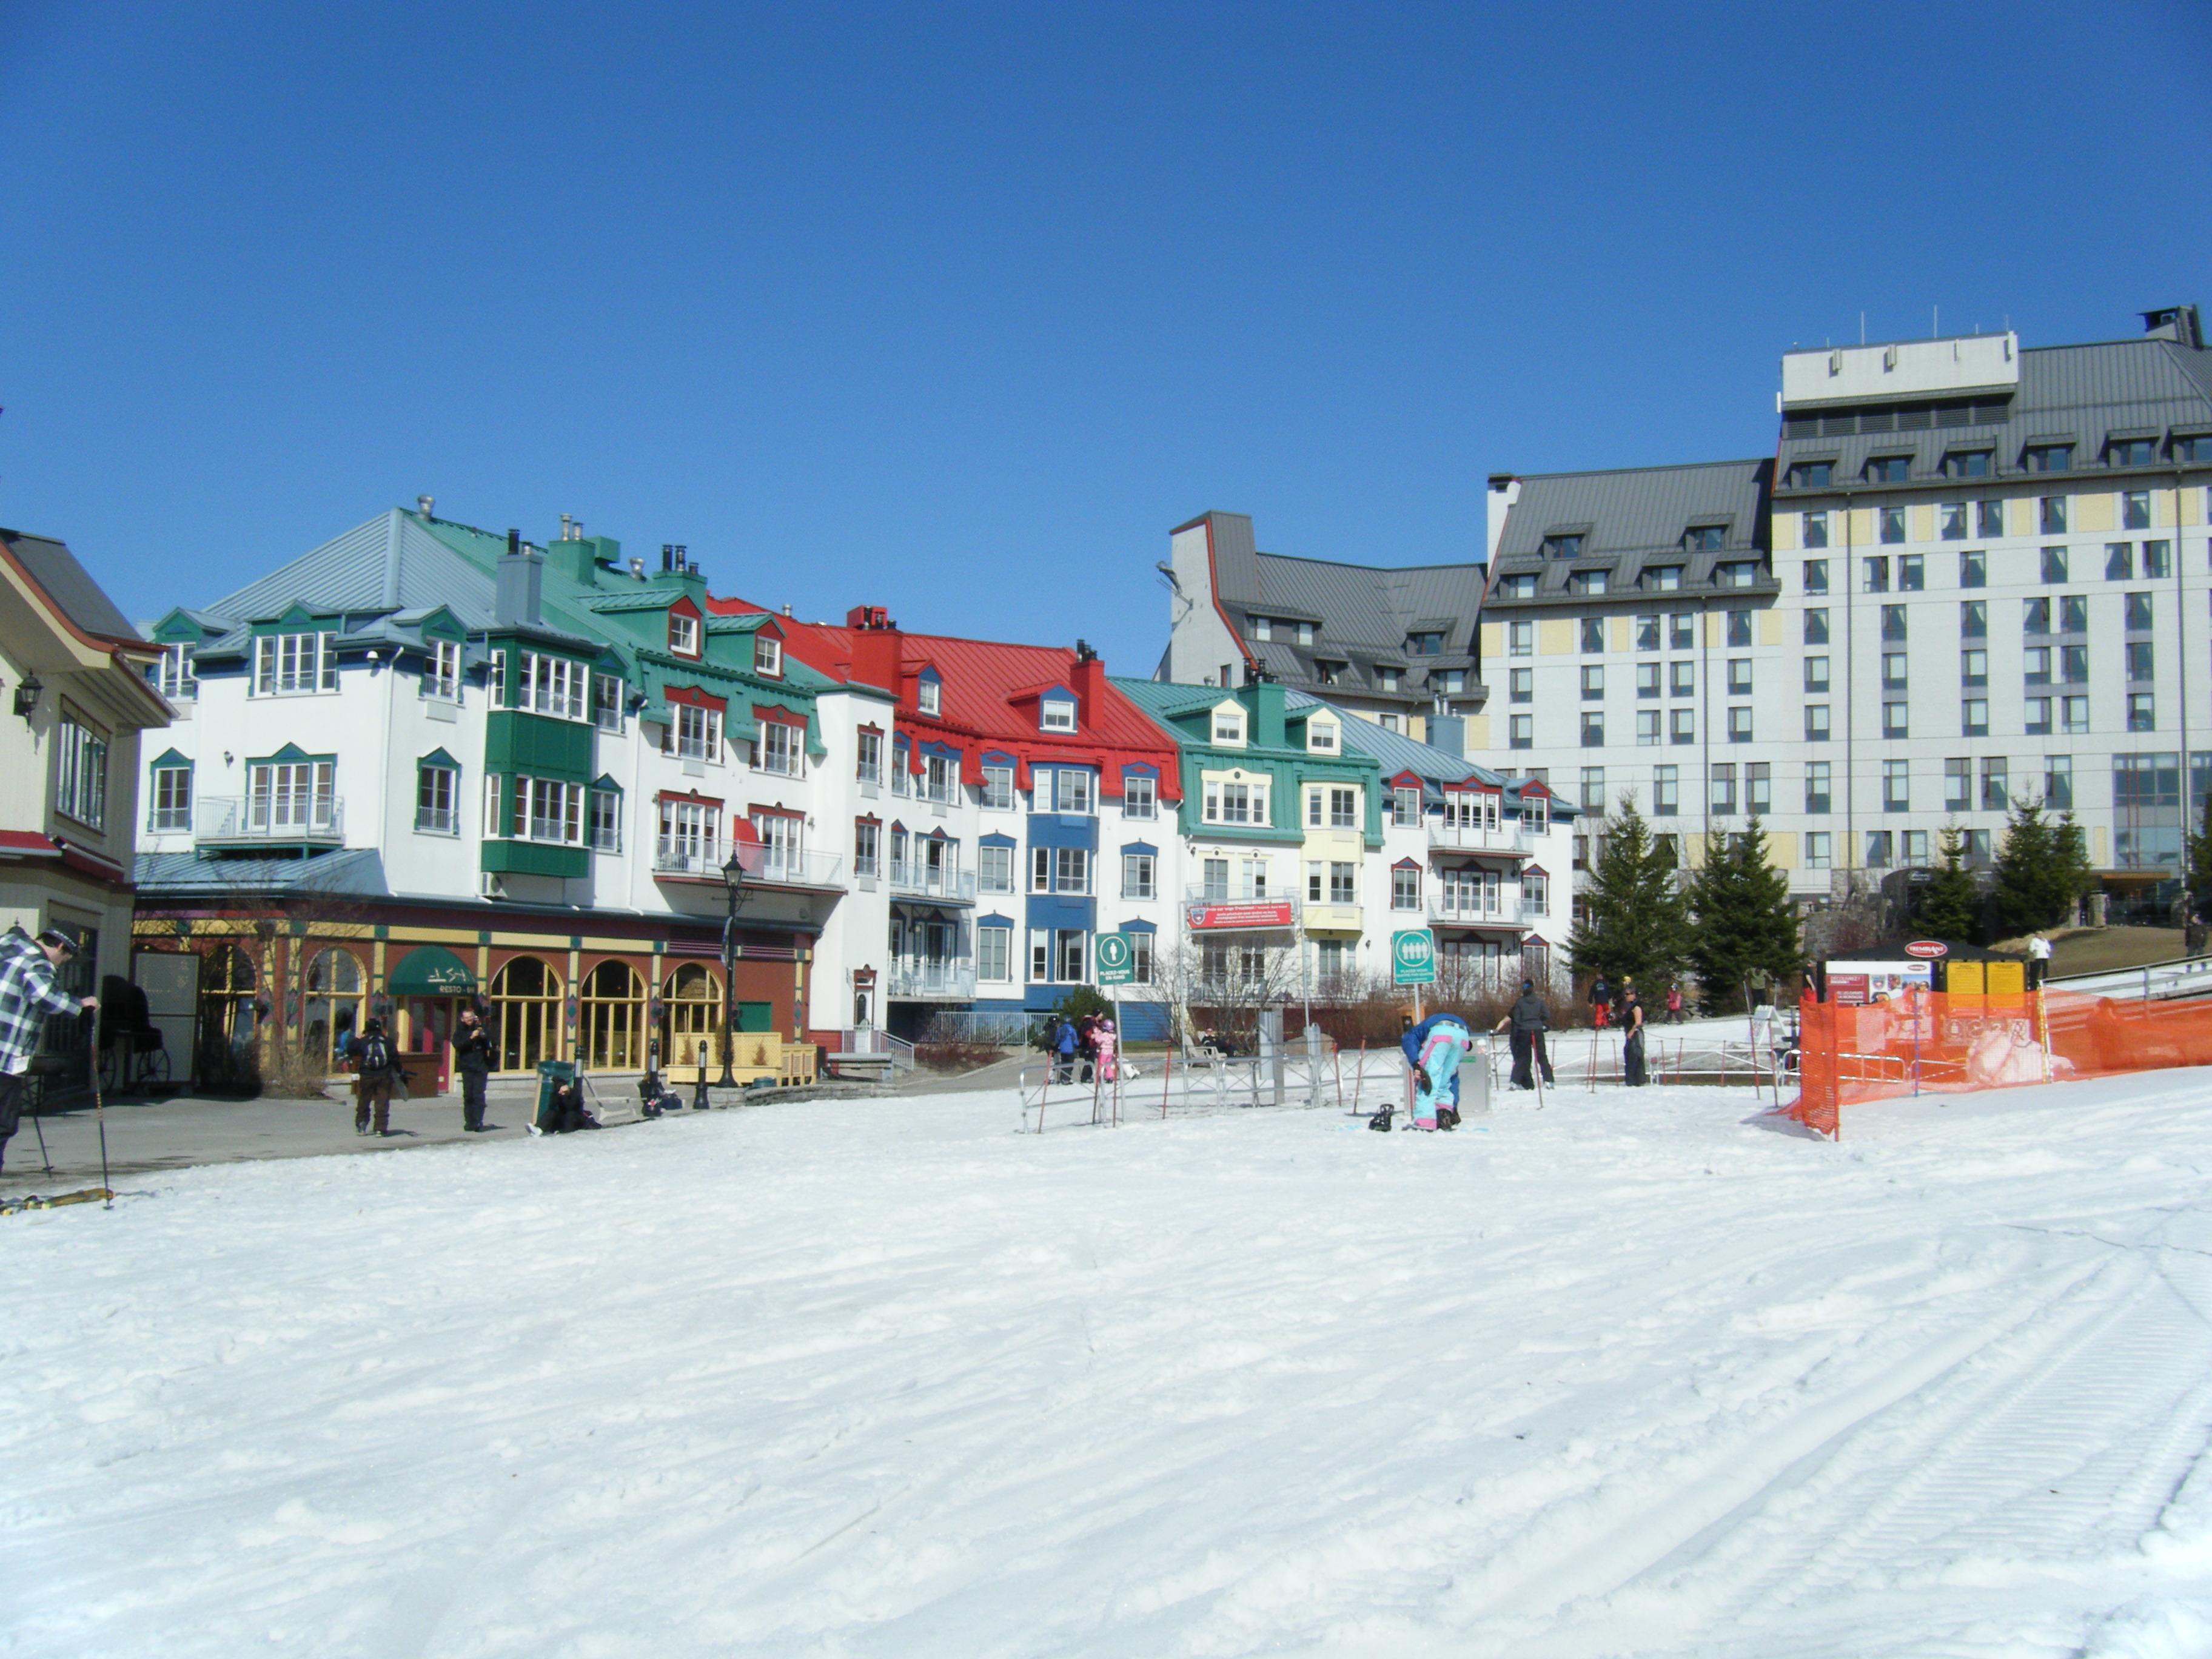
[1094,931,1135,986]
[1391,928,1436,987]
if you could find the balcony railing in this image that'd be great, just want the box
[195,796,344,846]
[654,840,846,888]
[1429,891,1516,925]
[1428,820,1531,853]
[888,861,977,902]
[1184,881,1285,905]
[886,961,977,1000]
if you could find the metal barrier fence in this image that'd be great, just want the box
[1018,1030,1425,1131]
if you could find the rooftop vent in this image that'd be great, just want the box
[2142,305,2204,349]
[416,495,434,517]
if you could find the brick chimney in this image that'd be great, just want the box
[845,605,903,699]
[1071,638,1105,728]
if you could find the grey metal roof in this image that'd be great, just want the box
[203,511,498,626]
[1,529,143,642]
[1773,335,2212,492]
[1491,460,1773,561]
[135,847,390,896]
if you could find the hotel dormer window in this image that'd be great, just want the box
[754,635,782,677]
[2025,442,2074,474]
[1307,717,1338,754]
[1683,524,1726,551]
[1040,696,1075,732]
[1541,533,1584,558]
[1211,704,1245,745]
[918,677,941,716]
[1788,461,1832,489]
[668,611,700,656]
[1406,631,1444,655]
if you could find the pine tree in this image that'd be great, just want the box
[1914,825,1982,943]
[1567,796,1691,994]
[1685,817,1804,1012]
[2189,796,2212,925]
[2052,811,2096,927]
[1990,798,2073,939]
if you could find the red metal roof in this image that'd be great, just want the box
[702,598,1179,799]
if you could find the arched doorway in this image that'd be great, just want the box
[579,960,645,1070]
[489,956,563,1073]
[659,962,722,1078]
[301,947,365,1073]
[196,943,260,1090]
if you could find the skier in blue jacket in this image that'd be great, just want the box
[1401,1011,1467,1113]
[1407,1016,1473,1130]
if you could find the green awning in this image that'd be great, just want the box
[386,945,477,996]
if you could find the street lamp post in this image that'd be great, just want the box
[717,849,746,1091]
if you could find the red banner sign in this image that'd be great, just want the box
[1185,900,1297,931]
[1903,940,1949,959]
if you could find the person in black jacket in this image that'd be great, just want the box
[1493,980,1556,1090]
[452,1004,495,1131]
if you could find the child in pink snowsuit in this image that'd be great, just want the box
[1094,1017,1118,1082]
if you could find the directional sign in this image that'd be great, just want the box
[1392,928,1436,987]
[1094,931,1135,986]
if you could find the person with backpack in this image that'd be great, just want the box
[354,1017,398,1136]
[0,927,98,1176]
[452,1004,494,1132]
[1493,979,1555,1091]
[1093,1014,1119,1083]
[1587,974,1611,1030]
[1665,984,1684,1025]
[1076,1013,1099,1082]
[1621,984,1649,1087]
[1051,1016,1078,1084]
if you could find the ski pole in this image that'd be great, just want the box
[89,1020,111,1208]
[28,1085,52,1175]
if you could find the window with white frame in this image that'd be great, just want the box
[1041,697,1076,732]
[512,777,585,844]
[1523,868,1549,912]
[1520,793,1548,834]
[1202,777,1267,825]
[149,763,192,833]
[981,763,1014,810]
[518,653,587,720]
[247,757,333,833]
[415,763,459,833]
[1212,706,1245,744]
[758,719,803,777]
[588,788,622,852]
[1052,768,1094,814]
[856,729,883,786]
[1122,851,1155,899]
[254,632,337,695]
[978,843,1013,893]
[1122,774,1156,819]
[1129,931,1153,984]
[155,643,197,700]
[854,820,880,878]
[754,635,782,677]
[423,640,461,700]
[53,712,108,829]
[890,743,911,795]
[1030,845,1090,894]
[668,611,700,656]
[592,672,625,732]
[664,702,723,762]
[1392,865,1421,909]
[1055,929,1087,982]
[1329,786,1358,829]
[1307,717,1338,753]
[923,752,956,803]
[978,924,1013,982]
[1393,785,1421,826]
[918,677,941,716]
[657,797,720,862]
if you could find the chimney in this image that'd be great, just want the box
[417,494,434,517]
[559,514,573,540]
[629,557,646,580]
[781,602,793,617]
[2142,304,2204,349]
[661,543,674,573]
[845,606,902,697]
[1071,640,1105,726]
[495,529,543,628]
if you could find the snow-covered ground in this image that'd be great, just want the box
[8,1074,2212,1658]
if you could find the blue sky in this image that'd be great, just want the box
[4,2,2208,671]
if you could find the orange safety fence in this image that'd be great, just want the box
[1785,986,2212,1139]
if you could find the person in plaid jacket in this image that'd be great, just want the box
[0,926,98,1173]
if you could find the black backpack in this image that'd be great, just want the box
[360,1033,390,1076]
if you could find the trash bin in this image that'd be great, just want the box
[1462,1045,1491,1115]
[534,1059,577,1131]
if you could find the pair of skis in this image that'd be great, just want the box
[13,1023,114,1215]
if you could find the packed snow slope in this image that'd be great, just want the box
[9,1077,2212,1659]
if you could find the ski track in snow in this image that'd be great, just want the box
[7,1078,2212,1657]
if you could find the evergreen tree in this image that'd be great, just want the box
[1685,817,1804,1012]
[2189,796,2212,925]
[2053,811,2096,925]
[1914,825,1982,943]
[1990,798,2074,939]
[1567,795,1691,994]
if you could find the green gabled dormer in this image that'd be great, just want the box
[1110,677,1386,848]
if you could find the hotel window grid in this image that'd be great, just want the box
[1945,758,1971,812]
[2123,491,2152,531]
[1728,706,1752,743]
[1863,556,1890,593]
[1879,507,1906,543]
[514,778,584,845]
[1581,666,1604,700]
[1803,557,1828,592]
[1669,614,1695,649]
[1053,769,1094,814]
[415,763,458,834]
[254,632,337,695]
[1510,669,1533,703]
[1635,614,1661,649]
[853,820,880,879]
[1940,503,1967,540]
[1124,775,1157,819]
[1392,866,1421,910]
[2108,543,2134,581]
[2064,696,2090,734]
[1805,762,1831,814]
[1792,463,1832,489]
[1804,657,1829,693]
[1510,715,1532,749]
[980,763,1013,811]
[2146,540,2171,578]
[1671,708,1695,745]
[1636,663,1660,698]
[1644,566,1684,592]
[1726,659,1751,695]
[1711,764,1735,816]
[1803,512,1829,549]
[2041,497,2068,534]
[1684,525,1725,552]
[1903,830,1929,865]
[1962,600,1987,639]
[1961,551,1986,588]
[1883,702,1909,739]
[2126,592,2154,632]
[1669,660,1695,697]
[1805,831,1831,869]
[1805,705,1831,742]
[155,643,197,700]
[1949,451,1992,478]
[1580,618,1605,653]
[1637,710,1661,745]
[1746,762,1771,816]
[1883,761,1909,813]
[2129,693,2157,732]
[978,844,1013,893]
[666,703,722,762]
[1963,699,1989,737]
[2060,595,2088,634]
[668,612,700,655]
[1899,555,1924,591]
[423,640,460,700]
[2027,444,2073,473]
[1581,712,1605,747]
[2046,756,2073,810]
[1971,500,2003,538]
[1867,830,1893,865]
[1960,649,1988,688]
[1726,611,1751,649]
[1804,609,1829,646]
[1982,758,2009,810]
[2026,698,2053,736]
[2062,643,2089,683]
[2127,641,2156,682]
[1509,621,1533,657]
[2041,546,2069,585]
[1580,768,1604,813]
[1869,457,1910,484]
[1881,606,1908,644]
[1654,766,1678,816]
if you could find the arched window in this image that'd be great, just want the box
[660,962,722,1076]
[489,956,563,1071]
[579,959,645,1070]
[302,947,365,1072]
